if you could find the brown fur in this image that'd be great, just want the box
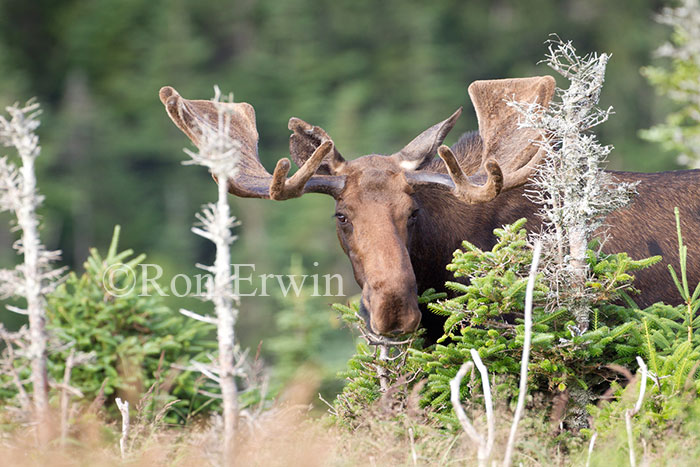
[412,131,700,340]
[329,132,700,341]
[160,78,700,341]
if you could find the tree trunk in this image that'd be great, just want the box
[214,177,238,463]
[19,154,50,441]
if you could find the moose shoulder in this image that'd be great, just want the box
[159,76,700,342]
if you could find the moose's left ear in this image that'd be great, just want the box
[288,118,345,175]
[393,107,463,171]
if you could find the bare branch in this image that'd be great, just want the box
[510,37,636,331]
[449,361,481,445]
[171,361,223,384]
[470,348,495,463]
[586,432,598,467]
[0,100,64,438]
[59,348,95,445]
[115,397,130,459]
[625,357,649,467]
[178,87,245,462]
[449,350,496,467]
[633,356,648,414]
[198,389,224,400]
[503,240,542,466]
[408,427,418,466]
[377,345,391,392]
[60,348,76,445]
[0,324,31,411]
[179,308,219,325]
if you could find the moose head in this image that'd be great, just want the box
[159,76,555,337]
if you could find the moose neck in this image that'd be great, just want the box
[410,184,541,296]
[409,168,700,323]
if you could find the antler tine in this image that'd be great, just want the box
[405,76,555,204]
[159,86,345,200]
[499,146,546,191]
[269,141,333,200]
[437,145,503,203]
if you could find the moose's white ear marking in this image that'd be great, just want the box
[400,159,422,171]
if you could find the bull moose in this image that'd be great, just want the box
[159,76,700,342]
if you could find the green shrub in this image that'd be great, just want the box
[45,226,218,422]
[641,1,700,168]
[331,214,700,467]
[332,219,661,431]
[587,208,700,453]
[410,220,659,425]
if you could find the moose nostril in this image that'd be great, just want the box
[408,313,421,332]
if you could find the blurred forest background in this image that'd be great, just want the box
[0,0,682,385]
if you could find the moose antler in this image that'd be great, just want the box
[406,76,555,203]
[288,117,346,174]
[159,86,345,200]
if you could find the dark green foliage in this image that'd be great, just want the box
[331,300,428,425]
[44,226,218,422]
[589,208,700,447]
[410,221,659,423]
[0,0,679,346]
[640,3,700,167]
[332,219,663,432]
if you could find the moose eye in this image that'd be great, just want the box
[409,209,420,221]
[335,213,349,225]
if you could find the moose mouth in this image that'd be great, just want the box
[159,77,557,343]
[358,299,419,345]
[358,300,372,330]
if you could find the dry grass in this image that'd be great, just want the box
[0,404,566,467]
[0,371,482,467]
[3,371,698,467]
[0,392,545,466]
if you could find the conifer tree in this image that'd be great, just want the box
[0,100,64,439]
[180,87,241,463]
[508,37,637,331]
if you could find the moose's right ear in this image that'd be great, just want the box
[288,118,345,175]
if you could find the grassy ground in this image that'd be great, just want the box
[3,374,700,467]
